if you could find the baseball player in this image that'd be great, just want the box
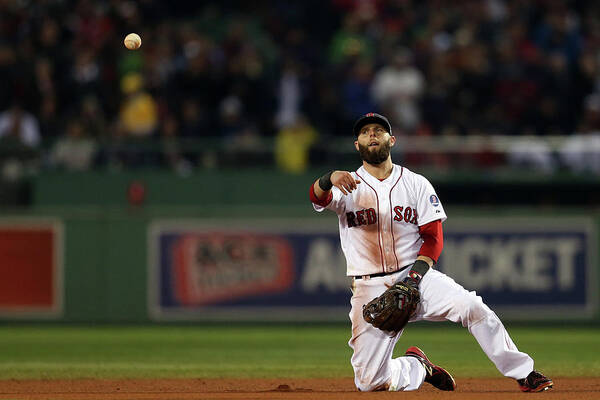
[309,112,553,392]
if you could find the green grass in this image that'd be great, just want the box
[0,324,598,379]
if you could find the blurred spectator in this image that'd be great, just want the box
[577,94,600,133]
[219,94,263,165]
[159,113,192,174]
[0,103,41,148]
[275,59,302,129]
[329,12,373,65]
[507,138,556,175]
[371,49,424,133]
[34,58,61,137]
[71,50,102,99]
[50,119,98,171]
[274,116,317,173]
[533,7,582,66]
[341,59,376,123]
[80,95,108,138]
[560,95,600,174]
[38,95,61,138]
[180,98,207,137]
[118,73,158,137]
[0,103,40,182]
[219,95,247,139]
[0,44,17,111]
[560,133,600,175]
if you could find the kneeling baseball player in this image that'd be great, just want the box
[309,113,553,392]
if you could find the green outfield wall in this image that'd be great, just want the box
[1,170,599,322]
[29,169,600,207]
[31,170,316,207]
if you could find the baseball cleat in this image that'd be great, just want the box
[517,370,553,392]
[405,346,456,391]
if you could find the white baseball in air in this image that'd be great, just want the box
[124,33,142,50]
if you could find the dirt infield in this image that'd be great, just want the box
[0,377,598,400]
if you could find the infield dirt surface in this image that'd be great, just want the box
[0,377,599,400]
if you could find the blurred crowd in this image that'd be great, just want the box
[0,0,599,174]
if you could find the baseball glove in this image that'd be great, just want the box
[362,281,420,332]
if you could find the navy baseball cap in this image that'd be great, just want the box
[353,113,392,136]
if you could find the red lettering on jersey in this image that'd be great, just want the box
[393,205,419,225]
[346,209,377,228]
[393,206,404,222]
[410,208,418,224]
[346,212,357,227]
[356,210,366,226]
[366,208,377,224]
[404,207,412,223]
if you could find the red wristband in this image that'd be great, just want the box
[309,184,333,207]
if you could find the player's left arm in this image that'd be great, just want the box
[416,219,443,268]
[403,174,446,287]
[402,220,442,288]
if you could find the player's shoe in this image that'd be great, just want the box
[405,346,456,391]
[517,370,553,392]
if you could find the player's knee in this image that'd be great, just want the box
[354,369,388,392]
[355,379,387,392]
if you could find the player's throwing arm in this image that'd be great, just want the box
[313,170,361,198]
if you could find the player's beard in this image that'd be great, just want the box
[358,139,392,165]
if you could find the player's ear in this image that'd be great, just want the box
[354,140,359,151]
[390,135,396,147]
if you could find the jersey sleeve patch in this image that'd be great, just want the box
[429,194,440,207]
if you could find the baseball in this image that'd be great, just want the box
[124,33,142,50]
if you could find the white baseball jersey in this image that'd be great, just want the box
[313,164,447,276]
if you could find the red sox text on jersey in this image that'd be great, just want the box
[346,207,418,227]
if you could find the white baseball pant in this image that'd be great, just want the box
[348,268,534,391]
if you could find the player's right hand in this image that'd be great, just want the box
[331,171,361,195]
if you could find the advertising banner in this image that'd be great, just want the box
[437,218,597,319]
[148,218,597,321]
[0,219,63,317]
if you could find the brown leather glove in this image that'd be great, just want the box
[362,281,420,332]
